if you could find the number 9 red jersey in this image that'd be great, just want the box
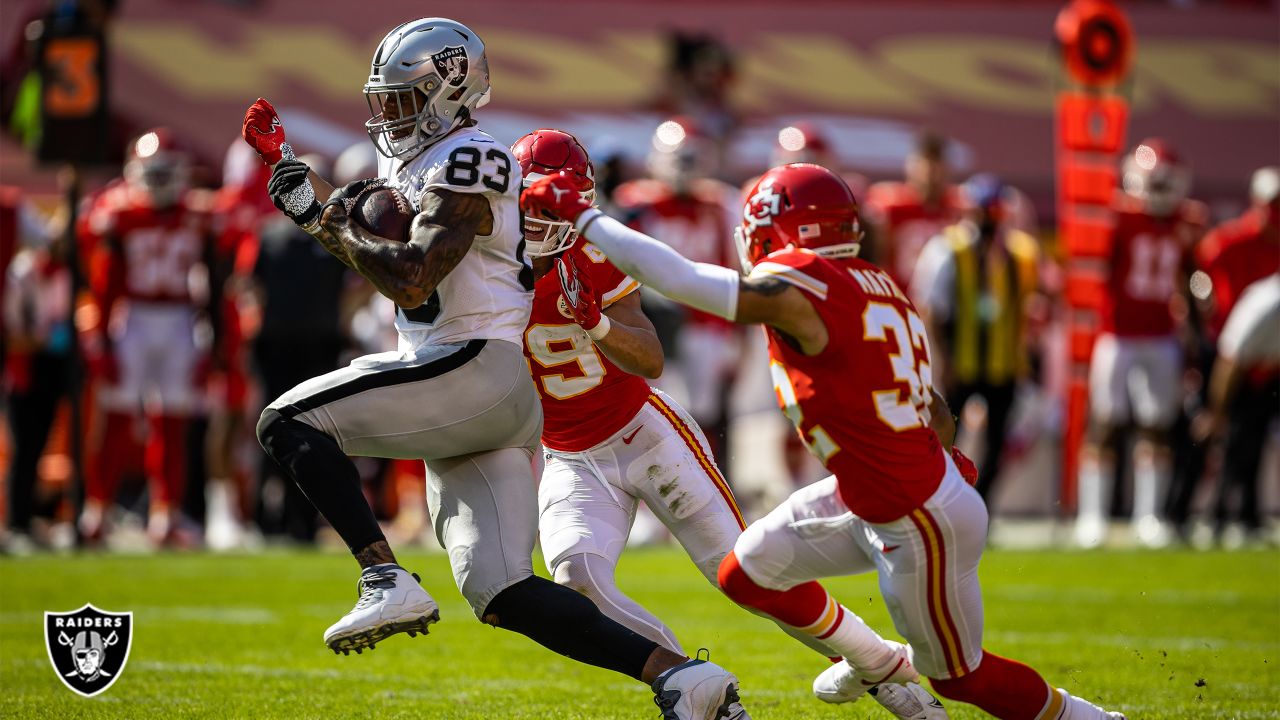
[524,241,650,452]
[755,248,946,523]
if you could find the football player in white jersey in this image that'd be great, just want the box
[242,18,747,718]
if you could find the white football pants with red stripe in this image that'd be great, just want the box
[734,452,986,679]
[539,388,746,576]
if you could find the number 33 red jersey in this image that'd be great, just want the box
[753,248,945,523]
[524,241,649,452]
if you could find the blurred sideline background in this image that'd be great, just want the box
[0,0,1277,556]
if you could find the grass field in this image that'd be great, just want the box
[1,546,1276,719]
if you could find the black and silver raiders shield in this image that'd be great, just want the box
[432,45,468,87]
[44,604,133,697]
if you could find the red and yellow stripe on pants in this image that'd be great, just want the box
[908,507,971,678]
[645,392,745,530]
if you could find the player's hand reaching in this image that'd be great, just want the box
[557,254,609,340]
[521,173,593,225]
[950,447,979,487]
[242,97,289,166]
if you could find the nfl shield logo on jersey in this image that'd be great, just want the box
[44,604,133,697]
[432,46,468,87]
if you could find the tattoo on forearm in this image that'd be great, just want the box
[308,225,355,268]
[743,276,794,297]
[323,188,488,307]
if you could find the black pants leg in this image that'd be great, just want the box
[1217,378,1279,531]
[6,353,70,533]
[974,382,1016,501]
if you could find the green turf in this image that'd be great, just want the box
[0,547,1276,718]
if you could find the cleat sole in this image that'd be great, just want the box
[325,608,440,655]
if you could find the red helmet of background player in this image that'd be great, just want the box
[124,128,190,209]
[511,128,595,257]
[648,116,715,194]
[772,122,831,167]
[1121,138,1190,218]
[735,163,862,272]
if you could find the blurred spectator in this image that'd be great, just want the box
[3,186,71,550]
[912,174,1040,502]
[863,130,965,290]
[249,154,352,542]
[1076,139,1206,549]
[649,32,738,178]
[78,129,218,547]
[614,118,743,470]
[1191,167,1280,546]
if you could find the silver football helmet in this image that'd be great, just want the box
[364,18,492,159]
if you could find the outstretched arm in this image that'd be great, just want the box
[320,188,490,308]
[575,210,829,354]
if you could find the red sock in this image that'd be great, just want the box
[717,550,830,627]
[88,412,134,503]
[931,650,1056,720]
[146,415,188,507]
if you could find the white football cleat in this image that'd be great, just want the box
[652,657,747,719]
[1074,514,1109,549]
[1055,688,1127,719]
[869,682,949,719]
[324,563,439,655]
[814,641,920,704]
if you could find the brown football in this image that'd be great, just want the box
[350,185,414,242]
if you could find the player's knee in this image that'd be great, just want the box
[255,408,283,452]
[717,551,769,607]
[483,575,596,630]
[551,554,608,603]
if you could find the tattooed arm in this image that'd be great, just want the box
[318,188,492,308]
[733,275,829,355]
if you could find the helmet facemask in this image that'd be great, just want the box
[522,185,596,258]
[365,83,450,160]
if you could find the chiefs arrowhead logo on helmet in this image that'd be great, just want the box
[735,163,862,272]
[743,178,784,232]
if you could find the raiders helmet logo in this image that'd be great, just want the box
[44,604,133,697]
[432,46,469,87]
[743,178,783,232]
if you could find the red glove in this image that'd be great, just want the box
[521,173,593,225]
[950,447,979,487]
[556,254,606,338]
[241,98,288,166]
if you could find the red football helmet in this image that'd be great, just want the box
[124,128,190,208]
[735,163,862,272]
[1122,138,1190,217]
[771,122,831,167]
[511,128,595,257]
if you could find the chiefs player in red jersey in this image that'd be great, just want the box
[523,163,1127,719]
[1075,139,1206,550]
[79,129,219,546]
[515,129,944,719]
[863,131,965,291]
[612,117,742,466]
